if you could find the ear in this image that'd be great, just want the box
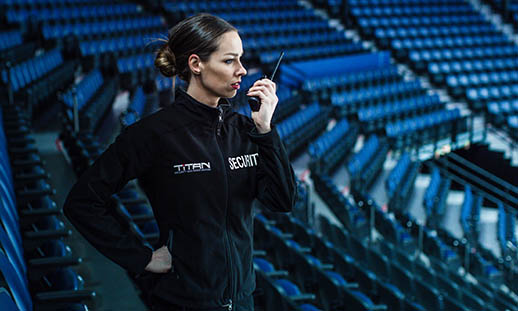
[188,54,203,76]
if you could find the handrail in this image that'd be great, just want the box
[426,161,516,210]
[434,158,518,209]
[446,152,518,195]
[487,125,517,148]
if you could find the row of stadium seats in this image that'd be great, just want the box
[391,34,510,51]
[487,99,518,128]
[319,208,445,310]
[328,167,517,311]
[238,21,331,37]
[254,213,330,310]
[352,5,475,18]
[312,173,369,237]
[1,47,77,117]
[428,58,518,78]
[302,66,400,94]
[168,0,299,13]
[5,4,140,23]
[78,32,163,57]
[498,202,517,258]
[0,32,37,65]
[460,185,482,245]
[161,0,366,68]
[358,14,486,31]
[385,108,465,148]
[259,42,365,64]
[276,103,331,156]
[260,210,415,311]
[447,71,518,98]
[204,10,320,25]
[410,46,518,66]
[385,152,419,211]
[349,0,466,4]
[358,94,444,132]
[362,197,417,252]
[308,119,359,174]
[331,80,423,115]
[467,84,518,110]
[117,53,155,90]
[42,17,164,40]
[347,134,389,193]
[0,30,23,51]
[0,104,95,310]
[61,69,117,133]
[3,48,65,92]
[0,0,106,7]
[339,0,518,128]
[308,119,350,160]
[243,32,349,52]
[120,86,146,128]
[422,167,451,228]
[375,24,498,40]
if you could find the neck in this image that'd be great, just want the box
[186,79,220,108]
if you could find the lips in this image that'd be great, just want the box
[231,82,240,90]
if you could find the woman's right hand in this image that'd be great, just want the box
[144,245,172,273]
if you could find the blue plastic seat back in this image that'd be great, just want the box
[299,303,321,311]
[45,268,81,291]
[275,279,301,297]
[253,258,275,273]
[0,288,18,311]
[325,271,347,287]
[0,224,25,282]
[0,250,32,311]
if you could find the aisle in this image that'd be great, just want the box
[34,131,148,311]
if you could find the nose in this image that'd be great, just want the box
[237,61,247,77]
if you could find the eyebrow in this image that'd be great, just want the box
[223,52,244,57]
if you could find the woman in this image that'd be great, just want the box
[63,13,296,311]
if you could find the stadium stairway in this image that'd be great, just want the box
[31,130,147,310]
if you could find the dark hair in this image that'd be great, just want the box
[155,13,237,82]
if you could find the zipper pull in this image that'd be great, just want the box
[217,106,223,136]
[222,299,232,310]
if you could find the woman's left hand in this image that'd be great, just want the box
[247,79,278,134]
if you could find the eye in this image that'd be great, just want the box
[224,59,234,64]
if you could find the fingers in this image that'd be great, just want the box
[248,85,274,98]
[246,89,269,101]
[250,79,276,93]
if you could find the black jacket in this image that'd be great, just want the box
[63,89,296,309]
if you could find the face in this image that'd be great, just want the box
[197,31,247,99]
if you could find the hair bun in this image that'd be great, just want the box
[155,44,177,77]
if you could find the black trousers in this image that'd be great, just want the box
[151,295,254,311]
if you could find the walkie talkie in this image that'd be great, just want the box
[248,51,285,112]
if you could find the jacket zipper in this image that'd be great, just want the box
[216,106,234,311]
[166,229,178,278]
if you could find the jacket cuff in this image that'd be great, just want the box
[248,125,282,151]
[131,245,153,276]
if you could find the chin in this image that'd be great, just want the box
[226,89,238,98]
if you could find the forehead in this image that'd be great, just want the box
[214,31,243,55]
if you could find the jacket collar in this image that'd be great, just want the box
[175,88,232,122]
